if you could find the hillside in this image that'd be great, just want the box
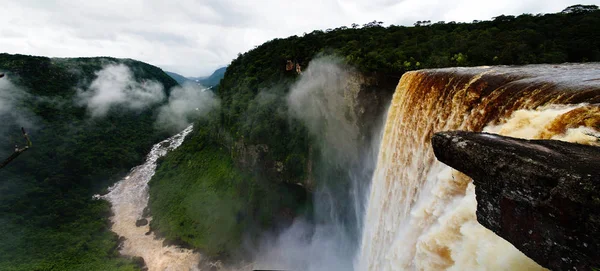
[0,54,178,270]
[147,5,600,260]
[190,66,227,87]
[165,71,192,85]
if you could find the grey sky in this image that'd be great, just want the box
[1,0,596,76]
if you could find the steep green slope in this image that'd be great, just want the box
[0,54,177,270]
[165,71,192,85]
[149,118,309,258]
[191,67,227,87]
[217,5,600,179]
[147,5,600,259]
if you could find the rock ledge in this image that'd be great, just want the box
[432,131,600,271]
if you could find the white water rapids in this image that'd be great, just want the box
[359,103,600,270]
[90,64,599,271]
[95,125,203,271]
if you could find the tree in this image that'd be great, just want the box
[363,20,384,28]
[562,5,599,14]
[0,128,32,169]
[493,15,516,22]
[414,20,431,26]
[451,53,469,66]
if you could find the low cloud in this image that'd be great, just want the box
[287,56,360,163]
[0,75,38,128]
[250,56,385,271]
[0,75,29,124]
[253,219,356,271]
[76,64,166,117]
[0,74,38,157]
[156,83,220,131]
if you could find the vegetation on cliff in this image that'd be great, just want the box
[165,71,192,85]
[0,53,177,270]
[218,4,600,181]
[149,118,309,258]
[192,67,228,87]
[148,4,600,258]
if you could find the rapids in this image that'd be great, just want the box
[95,125,202,271]
[92,64,600,271]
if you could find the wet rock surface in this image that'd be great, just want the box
[131,256,148,271]
[135,218,149,227]
[432,131,600,271]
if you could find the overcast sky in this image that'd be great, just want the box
[1,0,597,76]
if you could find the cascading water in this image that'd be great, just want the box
[358,64,600,270]
[255,57,385,271]
[95,125,202,271]
[91,64,599,271]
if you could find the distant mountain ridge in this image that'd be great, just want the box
[189,67,226,87]
[148,5,600,261]
[165,71,191,85]
[166,67,226,87]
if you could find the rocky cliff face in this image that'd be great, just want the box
[359,64,600,271]
[232,68,394,189]
[432,131,600,270]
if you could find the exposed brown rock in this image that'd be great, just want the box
[285,60,294,71]
[136,218,149,227]
[432,131,600,271]
[131,256,148,271]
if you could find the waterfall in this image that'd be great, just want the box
[95,125,202,271]
[358,64,600,270]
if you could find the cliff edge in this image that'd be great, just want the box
[432,131,600,270]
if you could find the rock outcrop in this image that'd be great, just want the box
[135,218,149,227]
[432,131,600,271]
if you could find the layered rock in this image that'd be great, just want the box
[432,131,600,270]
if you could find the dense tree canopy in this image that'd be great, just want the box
[149,6,600,259]
[0,54,177,270]
[218,4,600,182]
[1,5,599,268]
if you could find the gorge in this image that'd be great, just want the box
[117,63,600,271]
[1,5,600,271]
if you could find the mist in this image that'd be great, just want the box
[155,83,220,131]
[0,74,38,157]
[287,57,361,164]
[254,56,386,271]
[0,74,33,125]
[76,64,166,117]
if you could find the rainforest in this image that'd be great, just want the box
[0,3,599,271]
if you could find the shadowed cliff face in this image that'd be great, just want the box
[432,131,600,270]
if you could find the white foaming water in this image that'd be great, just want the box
[358,65,600,271]
[359,103,600,270]
[95,125,202,271]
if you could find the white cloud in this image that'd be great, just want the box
[155,83,220,131]
[287,56,360,162]
[0,75,35,130]
[77,64,165,117]
[1,0,597,76]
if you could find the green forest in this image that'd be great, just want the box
[148,4,600,260]
[0,54,177,270]
[0,4,599,270]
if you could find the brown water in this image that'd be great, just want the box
[358,64,600,270]
[96,126,203,271]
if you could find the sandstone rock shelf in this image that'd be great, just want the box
[432,131,600,271]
